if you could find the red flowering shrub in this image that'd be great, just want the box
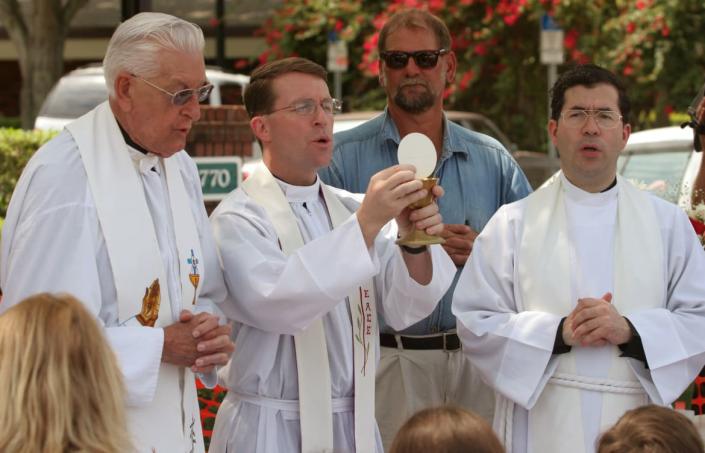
[196,378,228,451]
[690,217,705,237]
[256,0,705,153]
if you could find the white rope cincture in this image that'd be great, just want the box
[495,372,645,452]
[495,396,514,453]
[549,372,646,394]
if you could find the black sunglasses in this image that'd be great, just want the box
[379,49,449,70]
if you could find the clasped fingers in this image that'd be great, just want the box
[191,352,232,374]
[192,332,235,373]
[197,330,235,353]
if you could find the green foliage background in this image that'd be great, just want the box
[257,0,705,152]
[0,128,56,219]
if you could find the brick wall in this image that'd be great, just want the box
[185,105,253,159]
[185,105,254,214]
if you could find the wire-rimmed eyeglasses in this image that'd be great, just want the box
[560,109,623,129]
[134,75,213,106]
[267,98,343,116]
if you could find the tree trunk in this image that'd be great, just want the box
[0,0,89,129]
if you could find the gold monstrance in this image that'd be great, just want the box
[396,132,445,247]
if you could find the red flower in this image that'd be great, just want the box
[258,50,270,65]
[335,19,344,33]
[443,85,455,99]
[564,29,579,50]
[233,59,249,70]
[626,22,636,34]
[636,0,646,9]
[429,0,445,12]
[459,69,475,90]
[474,43,488,56]
[483,5,493,21]
[690,217,705,236]
[622,65,634,76]
[571,49,590,65]
[661,25,670,37]
[503,14,520,26]
[359,59,380,77]
[364,33,379,51]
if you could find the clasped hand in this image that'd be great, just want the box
[162,310,235,373]
[439,224,478,266]
[562,292,632,347]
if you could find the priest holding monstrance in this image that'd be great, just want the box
[209,57,455,453]
[453,64,705,453]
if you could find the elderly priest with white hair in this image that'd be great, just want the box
[0,12,234,453]
[452,64,705,453]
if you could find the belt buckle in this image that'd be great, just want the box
[442,332,460,352]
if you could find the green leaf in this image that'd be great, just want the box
[0,128,57,218]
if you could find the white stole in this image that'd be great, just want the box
[241,165,377,453]
[65,101,204,453]
[498,174,662,453]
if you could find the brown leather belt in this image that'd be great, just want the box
[380,332,461,351]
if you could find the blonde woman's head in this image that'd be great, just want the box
[0,293,131,453]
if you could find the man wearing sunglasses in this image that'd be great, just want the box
[319,9,531,449]
[0,13,233,453]
[208,57,454,453]
[453,64,705,453]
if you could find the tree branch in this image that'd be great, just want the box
[61,0,90,27]
[0,0,29,44]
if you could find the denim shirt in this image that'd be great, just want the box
[319,109,532,335]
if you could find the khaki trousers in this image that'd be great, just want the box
[375,344,495,451]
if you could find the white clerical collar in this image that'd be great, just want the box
[126,145,161,175]
[274,175,322,203]
[561,172,618,206]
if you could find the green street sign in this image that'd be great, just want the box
[193,156,242,201]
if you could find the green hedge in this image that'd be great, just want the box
[0,117,21,129]
[0,128,57,218]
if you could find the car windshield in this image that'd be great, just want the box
[39,75,108,118]
[620,149,692,203]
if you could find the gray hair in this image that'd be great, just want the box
[103,12,205,96]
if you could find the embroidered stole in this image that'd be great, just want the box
[499,174,663,453]
[66,101,204,453]
[241,165,377,453]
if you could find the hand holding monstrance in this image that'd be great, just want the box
[396,132,445,246]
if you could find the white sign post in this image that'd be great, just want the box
[327,35,348,101]
[541,14,564,159]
